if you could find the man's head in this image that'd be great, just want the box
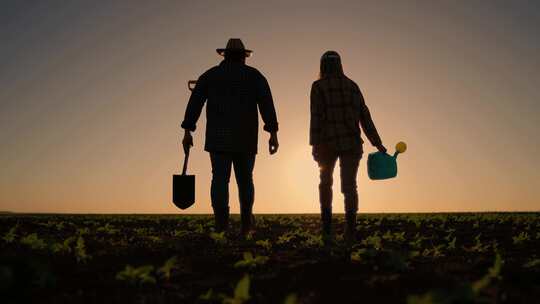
[319,50,344,79]
[224,50,247,63]
[217,38,252,63]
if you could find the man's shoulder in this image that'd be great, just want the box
[200,65,221,77]
[244,65,266,79]
[312,78,324,86]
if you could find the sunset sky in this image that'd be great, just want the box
[1,1,539,213]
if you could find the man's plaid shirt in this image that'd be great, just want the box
[310,75,382,152]
[182,60,278,154]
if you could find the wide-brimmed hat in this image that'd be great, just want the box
[216,38,253,57]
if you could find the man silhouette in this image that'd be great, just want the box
[181,38,279,236]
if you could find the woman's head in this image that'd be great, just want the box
[319,51,344,79]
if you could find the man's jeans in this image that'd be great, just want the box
[210,152,256,224]
[314,147,362,214]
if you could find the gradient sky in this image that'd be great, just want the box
[1,1,539,213]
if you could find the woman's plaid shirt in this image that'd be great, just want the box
[309,75,382,151]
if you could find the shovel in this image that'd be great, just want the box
[172,79,198,209]
[172,148,195,209]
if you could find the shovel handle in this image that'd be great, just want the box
[182,148,190,175]
[182,79,196,174]
[188,80,197,91]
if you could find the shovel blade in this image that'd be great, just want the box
[172,174,195,209]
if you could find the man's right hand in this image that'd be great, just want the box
[182,131,193,154]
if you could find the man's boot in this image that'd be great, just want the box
[321,208,333,243]
[344,212,357,245]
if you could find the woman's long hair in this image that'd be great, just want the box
[319,50,344,79]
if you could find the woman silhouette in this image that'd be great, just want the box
[310,51,387,243]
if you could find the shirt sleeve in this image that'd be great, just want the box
[309,82,322,145]
[256,73,279,133]
[181,72,209,132]
[355,86,383,146]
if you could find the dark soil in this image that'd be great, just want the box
[1,213,539,303]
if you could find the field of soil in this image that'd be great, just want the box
[1,213,539,303]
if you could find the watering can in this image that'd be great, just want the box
[367,142,407,180]
[171,80,198,209]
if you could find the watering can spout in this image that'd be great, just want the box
[393,141,407,158]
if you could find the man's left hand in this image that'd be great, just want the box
[269,132,279,155]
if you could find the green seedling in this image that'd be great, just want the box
[134,227,153,236]
[283,293,298,304]
[469,234,490,253]
[146,235,162,243]
[256,239,272,251]
[158,256,178,280]
[472,253,503,293]
[20,233,47,250]
[75,236,91,263]
[234,252,269,269]
[199,289,216,301]
[277,233,294,245]
[350,248,368,263]
[421,245,444,258]
[447,237,457,250]
[210,231,227,244]
[222,274,250,304]
[408,233,426,249]
[172,229,190,238]
[409,250,421,259]
[361,233,382,250]
[303,233,323,248]
[55,222,65,231]
[512,232,530,245]
[51,236,76,254]
[96,223,119,235]
[407,253,503,304]
[523,258,540,268]
[2,224,18,243]
[192,223,205,234]
[116,265,156,285]
[382,231,406,242]
[77,227,90,235]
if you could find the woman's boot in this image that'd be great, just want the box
[344,212,357,245]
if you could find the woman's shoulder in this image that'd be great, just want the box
[343,76,360,91]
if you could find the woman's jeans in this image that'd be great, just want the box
[314,147,362,215]
[210,152,256,227]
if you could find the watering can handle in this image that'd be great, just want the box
[182,148,190,175]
